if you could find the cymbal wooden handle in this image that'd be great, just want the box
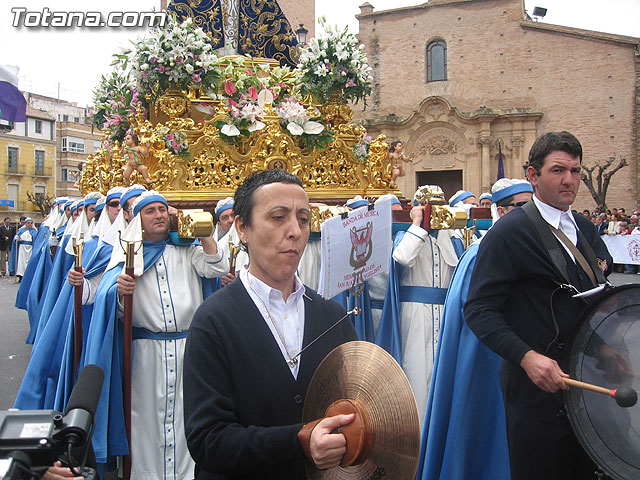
[563,377,612,396]
[325,399,370,467]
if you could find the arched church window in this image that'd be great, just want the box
[427,40,447,82]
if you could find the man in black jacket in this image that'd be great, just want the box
[465,132,613,480]
[0,217,16,276]
[184,170,357,480]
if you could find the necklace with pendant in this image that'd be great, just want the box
[249,280,299,368]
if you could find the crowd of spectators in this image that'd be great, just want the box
[576,206,640,273]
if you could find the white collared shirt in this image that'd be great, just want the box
[240,266,306,378]
[532,194,579,260]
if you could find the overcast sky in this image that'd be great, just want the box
[2,0,638,108]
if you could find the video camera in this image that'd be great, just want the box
[0,365,103,480]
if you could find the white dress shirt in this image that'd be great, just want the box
[532,194,579,260]
[240,266,306,378]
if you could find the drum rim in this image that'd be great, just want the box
[563,284,640,480]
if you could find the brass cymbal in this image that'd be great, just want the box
[303,341,420,479]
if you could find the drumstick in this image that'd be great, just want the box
[563,378,637,408]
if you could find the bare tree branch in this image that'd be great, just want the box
[26,192,53,217]
[580,156,627,211]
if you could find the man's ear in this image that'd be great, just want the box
[234,216,248,244]
[527,165,539,189]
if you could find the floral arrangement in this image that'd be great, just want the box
[212,57,295,136]
[115,16,221,99]
[276,97,333,149]
[91,69,145,148]
[353,134,373,162]
[163,130,189,157]
[297,17,373,107]
[211,57,333,148]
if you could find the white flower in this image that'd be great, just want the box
[287,122,304,135]
[257,89,274,107]
[185,64,194,74]
[248,121,265,132]
[303,121,324,135]
[221,124,240,136]
[314,63,328,77]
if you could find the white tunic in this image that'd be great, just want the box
[297,238,322,291]
[392,226,458,423]
[217,224,248,274]
[367,270,388,335]
[123,244,228,480]
[16,228,36,276]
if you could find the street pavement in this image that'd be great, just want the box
[1,271,639,412]
[0,275,32,410]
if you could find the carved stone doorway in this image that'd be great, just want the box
[416,170,462,202]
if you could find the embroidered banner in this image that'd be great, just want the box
[319,198,392,299]
[601,234,640,265]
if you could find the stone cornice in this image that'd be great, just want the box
[520,20,639,47]
[356,0,474,20]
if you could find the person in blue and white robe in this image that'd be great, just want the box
[377,187,459,422]
[418,178,533,480]
[14,218,38,278]
[84,190,229,479]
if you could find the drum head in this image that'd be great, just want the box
[564,285,640,480]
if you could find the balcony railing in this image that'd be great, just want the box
[33,166,53,177]
[3,164,27,175]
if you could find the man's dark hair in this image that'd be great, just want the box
[130,133,140,146]
[4,217,10,222]
[528,131,582,175]
[19,216,26,221]
[234,170,303,227]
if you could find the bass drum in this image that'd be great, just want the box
[563,285,640,480]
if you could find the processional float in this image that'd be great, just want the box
[74,4,639,479]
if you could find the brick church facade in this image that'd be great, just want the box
[354,0,639,210]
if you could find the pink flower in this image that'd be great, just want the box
[345,78,356,88]
[150,57,157,63]
[191,73,201,83]
[176,56,184,63]
[224,81,237,96]
[157,64,166,73]
[228,98,239,108]
[248,86,258,100]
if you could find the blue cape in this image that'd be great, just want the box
[417,243,510,480]
[15,225,49,309]
[14,237,111,411]
[374,231,405,365]
[27,235,73,344]
[83,238,218,463]
[10,226,39,278]
[331,285,374,343]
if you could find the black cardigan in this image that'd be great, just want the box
[184,279,357,480]
[464,206,612,408]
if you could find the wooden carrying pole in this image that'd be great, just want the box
[72,234,84,373]
[123,241,136,480]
